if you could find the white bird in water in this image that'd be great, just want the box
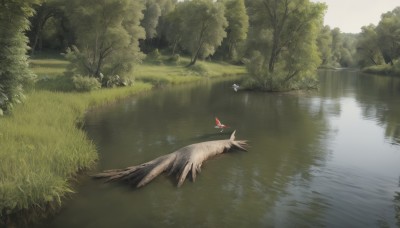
[232,83,240,92]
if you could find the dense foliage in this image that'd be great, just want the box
[244,0,326,91]
[216,0,249,61]
[171,0,228,66]
[0,0,39,114]
[1,0,400,112]
[64,0,145,85]
[357,7,400,75]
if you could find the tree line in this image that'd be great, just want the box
[1,0,400,114]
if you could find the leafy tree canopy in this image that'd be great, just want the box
[64,0,145,81]
[0,0,40,113]
[376,7,400,65]
[245,0,326,91]
[177,0,228,66]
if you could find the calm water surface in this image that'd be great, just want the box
[38,70,400,227]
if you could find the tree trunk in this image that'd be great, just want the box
[93,131,247,188]
[187,42,203,66]
[171,39,178,55]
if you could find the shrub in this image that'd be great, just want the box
[363,64,392,75]
[104,75,135,88]
[168,54,180,63]
[186,63,209,76]
[148,49,161,60]
[72,75,101,92]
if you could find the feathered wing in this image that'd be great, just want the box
[215,117,222,126]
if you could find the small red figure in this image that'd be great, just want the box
[215,117,229,132]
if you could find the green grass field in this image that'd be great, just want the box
[135,56,245,85]
[0,54,245,222]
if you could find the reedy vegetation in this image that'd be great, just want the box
[0,81,152,218]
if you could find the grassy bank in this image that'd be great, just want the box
[362,63,400,76]
[0,84,152,221]
[134,56,246,86]
[0,54,245,223]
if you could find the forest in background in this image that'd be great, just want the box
[1,0,400,114]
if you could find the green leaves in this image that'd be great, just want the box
[170,0,228,65]
[0,1,37,113]
[376,7,400,65]
[64,0,145,80]
[245,0,326,91]
[142,0,162,39]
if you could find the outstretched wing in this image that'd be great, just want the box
[215,117,222,126]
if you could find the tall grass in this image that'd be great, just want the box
[0,83,152,218]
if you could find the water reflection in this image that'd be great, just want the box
[36,71,400,227]
[395,192,400,227]
[354,73,400,145]
[319,70,400,145]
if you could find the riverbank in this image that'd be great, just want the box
[362,63,400,76]
[0,54,245,226]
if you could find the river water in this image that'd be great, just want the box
[38,70,400,227]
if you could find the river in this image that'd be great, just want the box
[37,70,400,227]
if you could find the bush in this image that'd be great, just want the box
[147,49,161,60]
[363,64,392,75]
[186,63,209,76]
[168,54,180,63]
[72,75,101,92]
[145,49,163,65]
[36,76,75,92]
[104,75,134,88]
[362,61,400,76]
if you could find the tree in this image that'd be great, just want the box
[141,0,162,40]
[316,25,332,66]
[328,28,356,68]
[64,0,145,81]
[330,27,343,67]
[339,33,356,67]
[217,0,249,61]
[165,5,183,55]
[356,24,383,67]
[141,0,178,52]
[245,0,326,91]
[0,0,39,114]
[27,0,73,54]
[27,0,63,55]
[178,0,228,66]
[154,0,178,48]
[376,7,400,65]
